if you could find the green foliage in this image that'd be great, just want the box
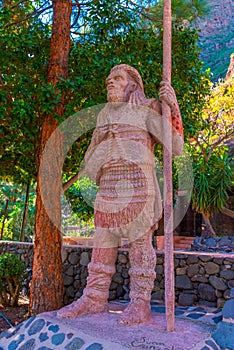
[0,216,14,240]
[63,21,210,180]
[190,76,233,219]
[0,253,26,278]
[0,3,51,182]
[0,253,26,306]
[146,0,209,24]
[1,0,211,225]
[65,176,97,222]
[192,148,232,216]
[0,182,36,241]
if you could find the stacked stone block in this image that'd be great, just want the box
[0,241,233,308]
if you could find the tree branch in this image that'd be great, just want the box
[71,0,81,28]
[220,207,234,219]
[4,5,53,28]
[63,168,85,191]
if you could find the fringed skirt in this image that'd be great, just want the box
[94,161,159,244]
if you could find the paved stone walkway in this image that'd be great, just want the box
[0,301,230,350]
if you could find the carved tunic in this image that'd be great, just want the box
[85,102,183,240]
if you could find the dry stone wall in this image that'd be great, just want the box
[0,241,233,308]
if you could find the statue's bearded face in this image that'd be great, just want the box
[106,69,135,102]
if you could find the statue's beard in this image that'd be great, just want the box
[107,86,131,103]
[107,90,125,102]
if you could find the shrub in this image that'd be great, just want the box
[0,253,26,306]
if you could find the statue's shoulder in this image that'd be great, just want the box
[143,98,162,115]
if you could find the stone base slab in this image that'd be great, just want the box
[0,303,220,350]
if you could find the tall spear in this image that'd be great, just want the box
[162,0,175,332]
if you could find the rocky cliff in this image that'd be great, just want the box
[197,0,234,81]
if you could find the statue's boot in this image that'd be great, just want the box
[118,231,156,326]
[57,248,117,318]
[118,267,155,326]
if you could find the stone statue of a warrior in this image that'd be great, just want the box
[58,64,183,326]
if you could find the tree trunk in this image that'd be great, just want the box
[202,213,217,237]
[0,199,9,240]
[20,180,30,242]
[29,0,72,314]
[220,207,234,219]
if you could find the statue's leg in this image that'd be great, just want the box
[118,228,156,326]
[57,243,118,318]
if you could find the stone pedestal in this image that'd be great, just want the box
[0,304,217,350]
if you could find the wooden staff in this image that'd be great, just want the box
[162,0,175,332]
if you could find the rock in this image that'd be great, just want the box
[224,289,231,299]
[156,265,163,275]
[217,297,226,309]
[209,276,227,291]
[124,278,130,286]
[223,298,234,320]
[75,290,83,299]
[228,280,234,289]
[108,291,116,301]
[193,236,199,245]
[178,293,194,306]
[151,291,164,301]
[118,253,128,264]
[80,252,90,266]
[205,262,220,275]
[62,250,68,263]
[198,300,216,307]
[124,293,130,301]
[175,275,192,289]
[116,264,122,273]
[123,285,129,293]
[179,260,187,267]
[64,337,85,350]
[191,275,208,283]
[187,255,199,264]
[176,267,187,275]
[65,265,74,276]
[220,270,234,280]
[66,286,75,298]
[62,274,73,286]
[112,272,123,285]
[156,274,162,282]
[116,285,124,298]
[73,280,81,289]
[176,254,187,259]
[80,269,88,280]
[198,283,216,301]
[160,279,165,289]
[215,290,223,298]
[68,252,79,265]
[199,255,212,262]
[109,281,118,291]
[187,264,199,277]
[219,237,231,247]
[206,238,217,248]
[156,255,164,265]
[121,269,129,279]
[213,258,223,265]
[199,267,205,275]
[212,322,234,350]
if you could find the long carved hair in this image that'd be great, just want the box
[110,64,148,105]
